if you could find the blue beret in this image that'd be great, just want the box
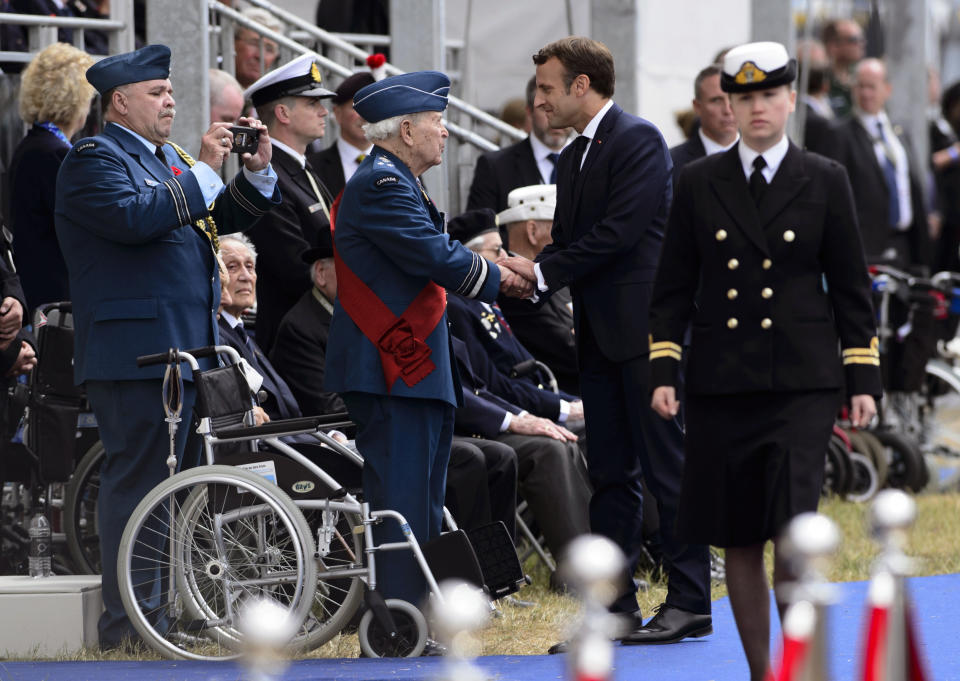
[352,70,450,123]
[86,44,171,95]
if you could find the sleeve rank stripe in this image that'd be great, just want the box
[228,179,265,217]
[842,348,880,358]
[454,252,479,295]
[843,356,881,366]
[462,252,488,299]
[650,340,682,353]
[650,348,682,361]
[163,179,186,226]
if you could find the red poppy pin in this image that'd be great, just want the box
[171,166,182,176]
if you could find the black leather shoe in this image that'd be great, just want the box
[620,604,712,645]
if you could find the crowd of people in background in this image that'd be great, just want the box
[0,5,938,673]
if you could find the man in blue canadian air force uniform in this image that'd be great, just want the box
[54,44,280,649]
[324,71,532,635]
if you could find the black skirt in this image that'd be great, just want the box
[677,389,842,548]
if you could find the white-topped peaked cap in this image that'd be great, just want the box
[497,184,557,225]
[244,52,335,108]
[720,41,796,93]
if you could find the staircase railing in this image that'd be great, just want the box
[213,0,523,152]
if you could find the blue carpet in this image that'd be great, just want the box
[2,573,958,681]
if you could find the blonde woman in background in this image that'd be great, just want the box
[8,42,95,312]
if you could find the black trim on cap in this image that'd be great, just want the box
[251,75,334,107]
[721,58,796,93]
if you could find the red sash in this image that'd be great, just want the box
[330,191,447,391]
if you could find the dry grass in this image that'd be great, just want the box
[12,494,960,661]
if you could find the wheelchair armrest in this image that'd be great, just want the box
[213,414,353,439]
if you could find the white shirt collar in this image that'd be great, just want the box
[855,109,889,137]
[580,99,614,141]
[271,139,306,168]
[220,310,241,328]
[336,136,371,161]
[108,122,160,155]
[698,128,739,156]
[529,132,563,162]
[738,134,790,183]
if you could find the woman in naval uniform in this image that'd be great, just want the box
[648,41,882,681]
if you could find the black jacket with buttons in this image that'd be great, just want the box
[649,141,882,399]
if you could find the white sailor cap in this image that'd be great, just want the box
[244,52,335,108]
[720,41,796,93]
[497,184,557,225]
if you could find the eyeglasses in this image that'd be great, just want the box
[235,36,278,56]
[480,244,504,257]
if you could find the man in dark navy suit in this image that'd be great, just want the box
[669,63,738,184]
[55,44,280,649]
[501,37,712,649]
[467,76,571,213]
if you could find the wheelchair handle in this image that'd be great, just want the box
[509,359,538,378]
[137,345,241,369]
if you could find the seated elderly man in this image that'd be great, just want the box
[218,233,302,421]
[447,208,583,426]
[496,185,579,395]
[451,333,590,571]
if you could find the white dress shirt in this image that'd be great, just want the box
[738,133,790,184]
[336,137,372,185]
[856,111,912,230]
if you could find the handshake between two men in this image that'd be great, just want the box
[494,255,538,299]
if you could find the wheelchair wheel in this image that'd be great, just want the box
[118,465,317,661]
[872,429,928,492]
[63,440,104,574]
[822,436,852,497]
[849,430,889,489]
[357,598,427,658]
[845,451,880,502]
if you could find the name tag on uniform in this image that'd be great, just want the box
[144,178,158,187]
[308,202,324,214]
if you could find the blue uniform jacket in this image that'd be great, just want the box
[55,123,280,383]
[325,147,500,406]
[446,293,576,419]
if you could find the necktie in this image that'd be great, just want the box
[876,121,901,227]
[571,136,590,181]
[749,155,768,205]
[155,145,166,165]
[234,323,254,353]
[547,152,560,184]
[355,153,366,164]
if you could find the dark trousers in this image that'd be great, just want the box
[86,379,199,647]
[447,436,518,537]
[496,432,591,558]
[577,318,710,616]
[342,391,453,608]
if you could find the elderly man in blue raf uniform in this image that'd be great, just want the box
[54,44,280,649]
[325,71,532,643]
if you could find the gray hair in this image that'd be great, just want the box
[362,111,425,142]
[209,68,242,106]
[239,7,282,35]
[464,234,486,252]
[220,233,258,263]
